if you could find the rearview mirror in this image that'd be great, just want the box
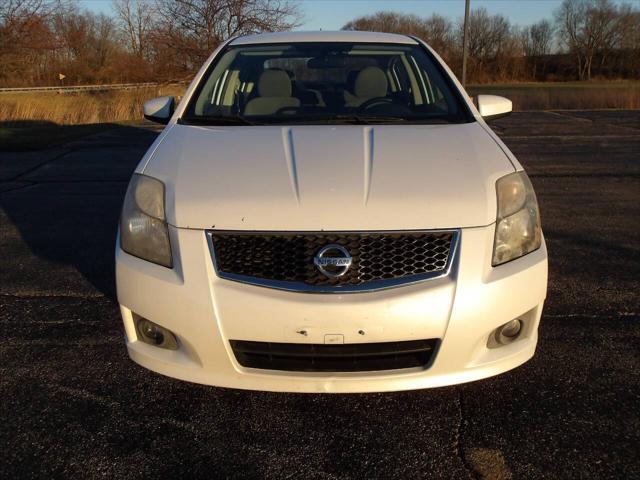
[143,96,175,124]
[307,56,346,68]
[475,95,512,120]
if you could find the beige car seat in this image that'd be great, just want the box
[244,70,301,115]
[344,66,389,108]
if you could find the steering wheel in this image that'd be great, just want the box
[358,97,393,112]
[274,106,299,115]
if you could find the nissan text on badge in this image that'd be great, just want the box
[116,31,548,393]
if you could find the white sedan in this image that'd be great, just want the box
[116,31,547,393]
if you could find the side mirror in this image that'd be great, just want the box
[143,96,175,124]
[475,95,512,120]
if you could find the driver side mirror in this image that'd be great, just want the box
[475,95,512,120]
[143,96,175,124]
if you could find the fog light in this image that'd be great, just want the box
[495,319,523,345]
[135,317,178,350]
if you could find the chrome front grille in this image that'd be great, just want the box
[207,230,459,293]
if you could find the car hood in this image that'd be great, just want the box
[144,122,514,231]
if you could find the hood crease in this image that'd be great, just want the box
[282,127,300,205]
[363,126,374,206]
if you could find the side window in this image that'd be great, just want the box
[398,54,424,105]
[389,58,411,97]
[404,53,445,107]
[408,52,458,113]
[194,50,238,115]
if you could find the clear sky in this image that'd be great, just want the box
[298,0,562,29]
[78,0,576,29]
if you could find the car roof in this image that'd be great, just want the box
[229,30,418,46]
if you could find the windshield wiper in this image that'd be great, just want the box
[265,114,458,125]
[181,114,456,126]
[263,114,408,125]
[336,114,457,125]
[180,115,259,126]
[334,114,409,124]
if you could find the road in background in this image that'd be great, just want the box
[0,82,187,94]
[1,112,639,478]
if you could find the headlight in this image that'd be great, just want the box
[120,174,172,267]
[492,171,541,266]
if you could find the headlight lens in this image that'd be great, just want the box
[120,174,172,267]
[492,171,541,266]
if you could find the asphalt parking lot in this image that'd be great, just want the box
[1,111,639,479]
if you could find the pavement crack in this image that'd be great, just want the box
[0,182,36,194]
[501,134,638,139]
[54,385,121,410]
[18,179,129,184]
[0,292,106,299]
[545,312,637,319]
[7,147,73,182]
[548,110,640,134]
[528,173,640,178]
[547,110,593,123]
[454,388,478,479]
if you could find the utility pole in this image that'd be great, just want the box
[461,0,470,87]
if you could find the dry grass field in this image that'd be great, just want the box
[467,81,640,110]
[0,85,184,149]
[0,85,185,126]
[0,81,637,131]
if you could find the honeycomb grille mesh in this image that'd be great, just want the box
[209,231,455,288]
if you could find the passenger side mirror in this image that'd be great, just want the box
[143,96,175,124]
[475,95,512,120]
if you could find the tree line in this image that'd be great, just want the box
[344,1,639,82]
[0,0,301,86]
[0,0,638,87]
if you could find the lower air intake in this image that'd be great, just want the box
[230,339,439,372]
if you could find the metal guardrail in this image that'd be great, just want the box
[0,82,187,94]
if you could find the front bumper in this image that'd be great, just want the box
[116,225,547,393]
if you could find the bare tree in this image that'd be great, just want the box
[342,11,454,61]
[523,20,554,57]
[343,11,428,37]
[91,13,118,71]
[2,0,639,87]
[555,0,629,80]
[616,5,640,77]
[154,0,301,69]
[0,0,50,38]
[0,0,58,84]
[456,8,511,81]
[422,14,454,56]
[1,1,53,61]
[462,8,510,61]
[49,4,121,83]
[556,0,587,79]
[521,19,554,78]
[594,1,637,74]
[113,0,156,59]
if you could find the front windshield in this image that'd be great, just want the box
[183,42,470,125]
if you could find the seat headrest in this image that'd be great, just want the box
[257,70,292,97]
[354,66,388,98]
